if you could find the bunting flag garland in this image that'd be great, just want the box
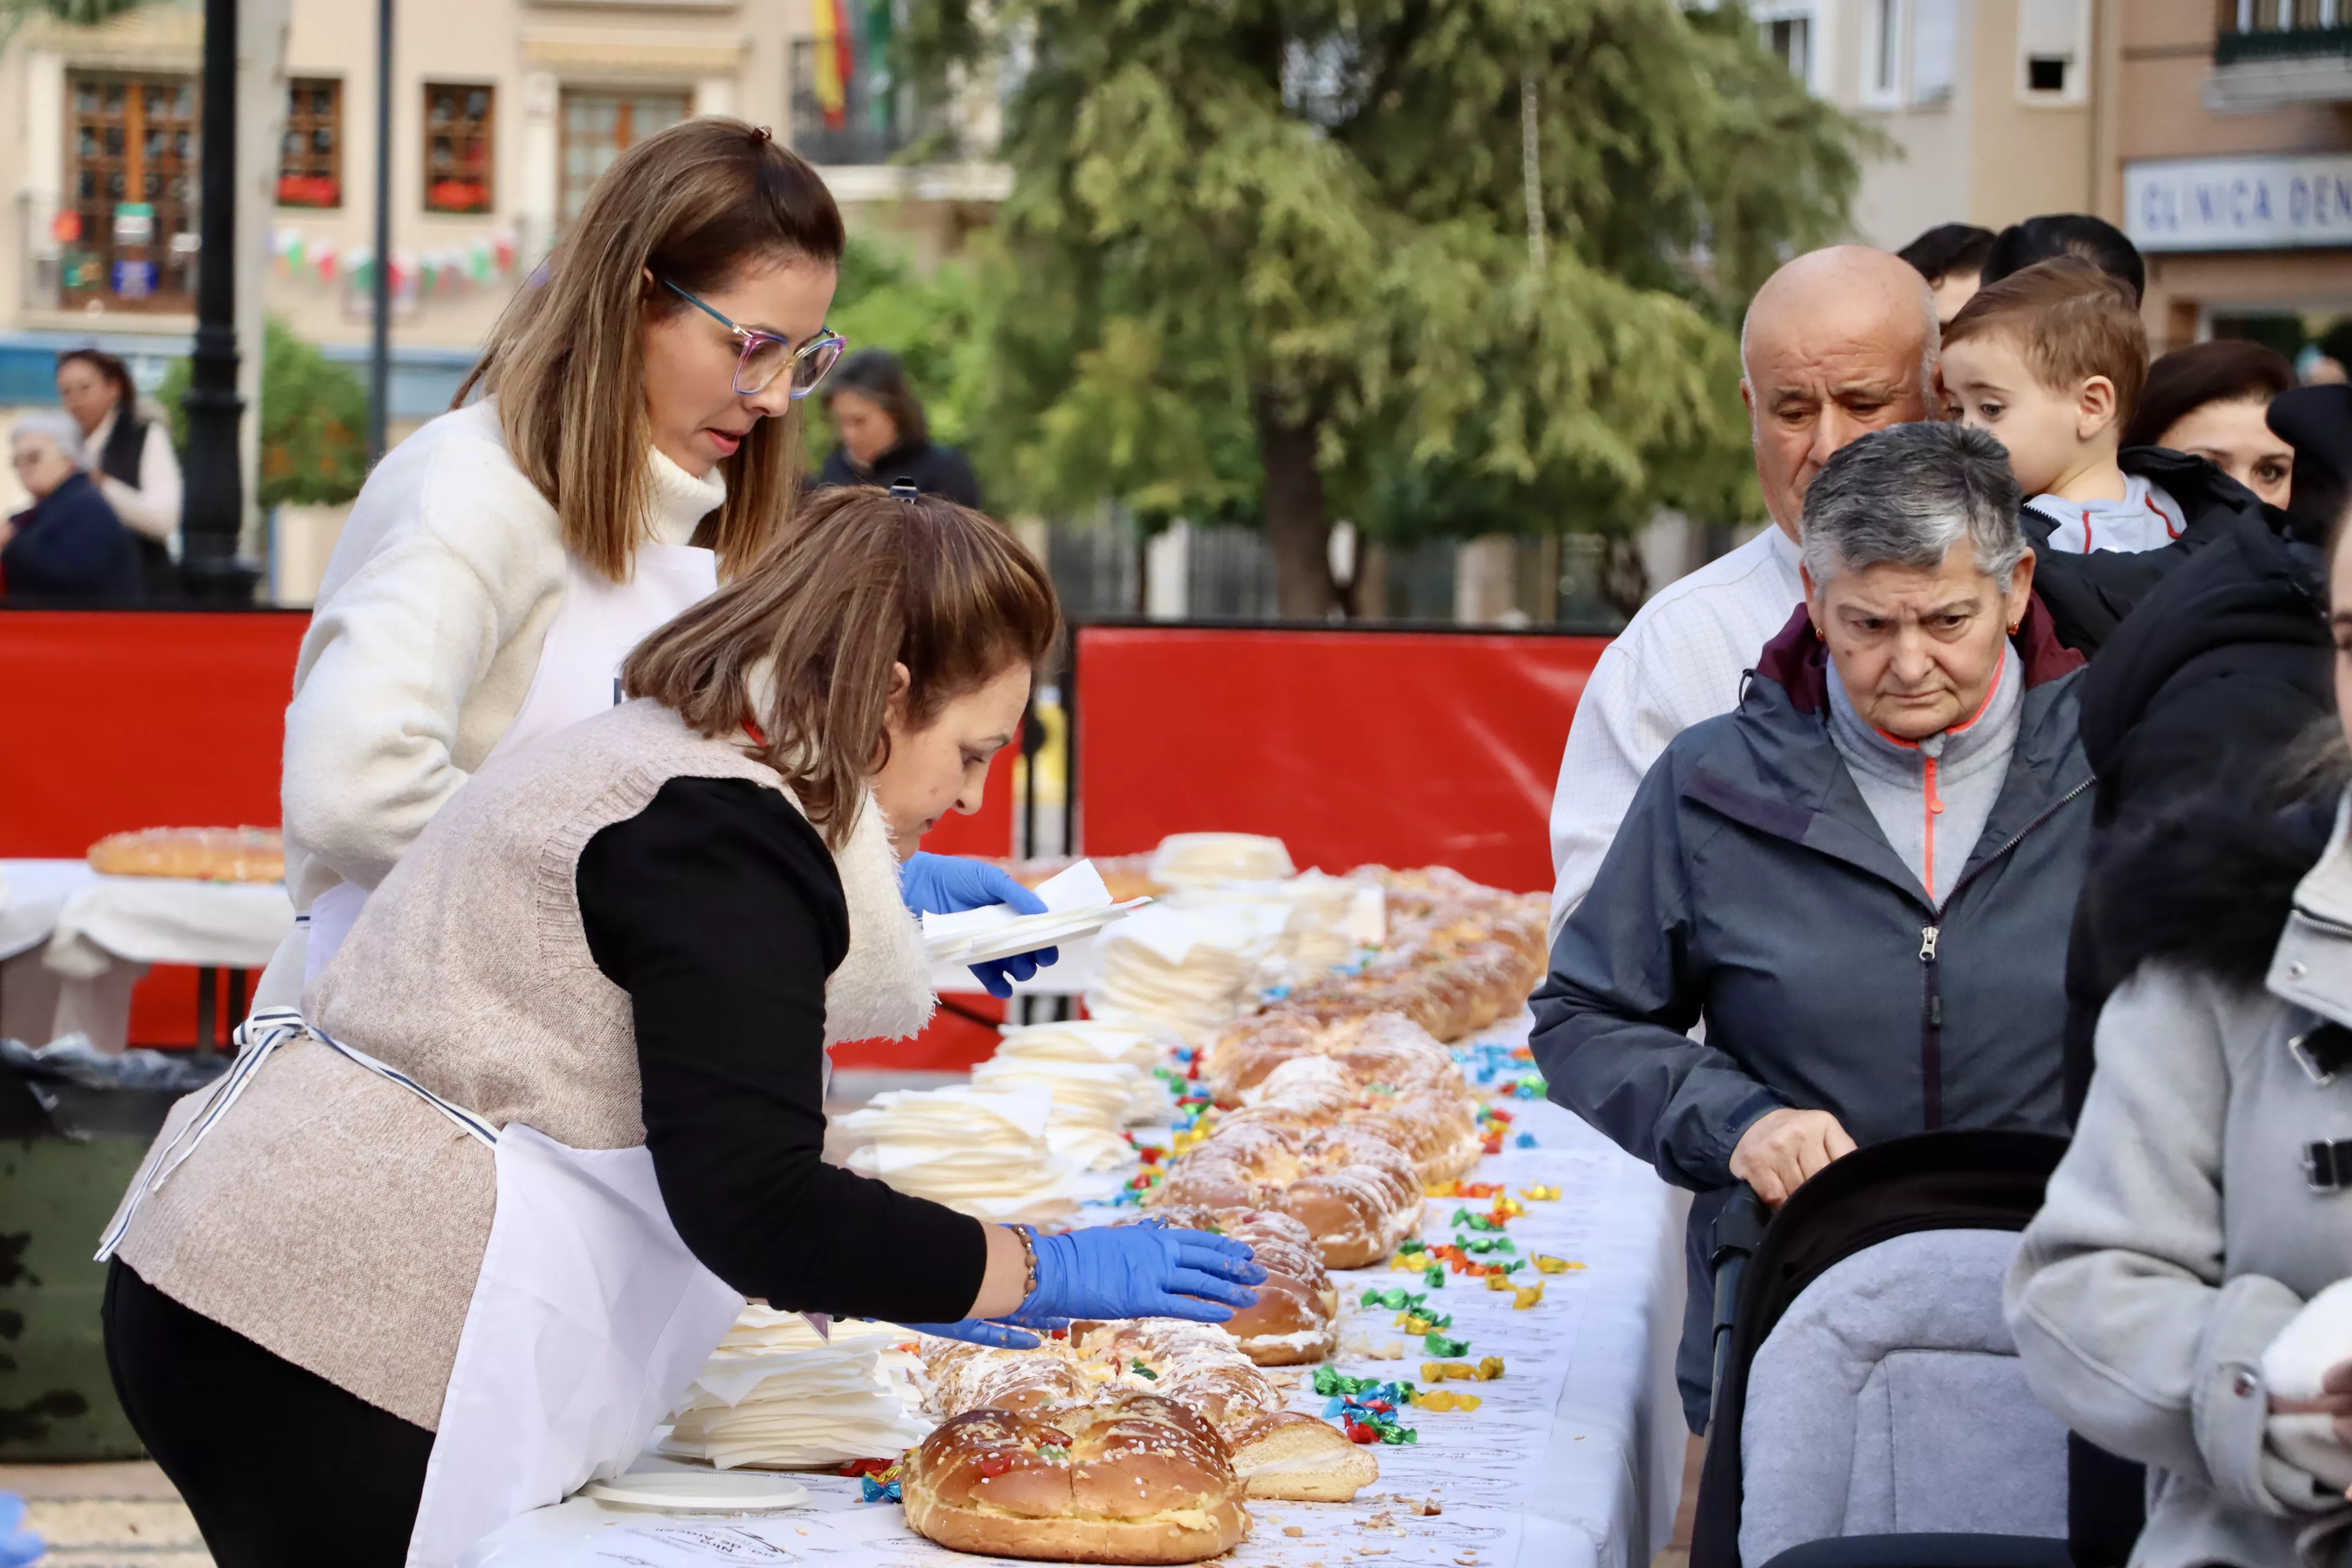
[266,226,516,300]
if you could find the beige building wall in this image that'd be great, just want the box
[2112,0,2352,353]
[1813,0,2102,250]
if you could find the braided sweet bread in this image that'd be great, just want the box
[917,1318,1377,1513]
[1139,1206,1336,1366]
[902,1391,1247,1564]
[87,827,283,883]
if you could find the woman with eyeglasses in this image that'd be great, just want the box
[254,117,1056,1012]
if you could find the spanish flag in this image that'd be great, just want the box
[811,0,852,130]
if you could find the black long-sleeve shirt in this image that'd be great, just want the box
[575,775,986,1324]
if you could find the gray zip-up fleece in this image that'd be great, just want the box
[2008,795,2352,1568]
[1827,645,2023,909]
[1532,601,2092,1430]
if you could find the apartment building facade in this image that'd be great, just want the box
[2116,0,2352,356]
[1758,0,2349,356]
[0,0,1005,422]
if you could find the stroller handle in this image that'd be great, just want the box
[1707,1185,1771,1424]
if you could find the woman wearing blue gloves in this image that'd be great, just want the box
[101,488,1257,1568]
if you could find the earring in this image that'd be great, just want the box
[1811,623,1824,642]
[2006,620,2020,635]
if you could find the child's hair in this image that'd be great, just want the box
[1942,256,2149,430]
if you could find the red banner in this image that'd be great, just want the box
[0,610,1014,1054]
[1074,625,1608,894]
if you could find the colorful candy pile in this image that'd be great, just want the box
[1311,1369,1422,1445]
[844,1453,911,1503]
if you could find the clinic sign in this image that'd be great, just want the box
[2126,153,2352,252]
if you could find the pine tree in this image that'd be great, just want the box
[910,0,1866,616]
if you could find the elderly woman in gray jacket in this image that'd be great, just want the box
[2006,515,2352,1566]
[1532,421,2092,1433]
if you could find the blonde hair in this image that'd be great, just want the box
[455,119,844,582]
[623,487,1062,848]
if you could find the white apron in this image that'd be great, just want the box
[305,543,720,985]
[100,1009,746,1568]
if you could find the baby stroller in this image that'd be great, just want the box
[1688,1129,2086,1568]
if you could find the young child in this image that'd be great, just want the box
[1939,256,2181,554]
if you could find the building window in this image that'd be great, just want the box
[2017,0,2088,102]
[1862,0,1905,106]
[61,73,198,313]
[1910,0,1957,103]
[1765,16,1811,81]
[560,91,688,226]
[424,83,495,214]
[278,78,341,208]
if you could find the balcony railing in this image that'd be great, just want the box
[2216,24,2352,64]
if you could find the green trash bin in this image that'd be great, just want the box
[1,1072,183,1461]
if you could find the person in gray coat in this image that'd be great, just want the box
[2006,518,2352,1566]
[1531,422,2093,1432]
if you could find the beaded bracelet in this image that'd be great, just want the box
[1012,1223,1040,1304]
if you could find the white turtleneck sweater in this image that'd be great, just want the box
[277,398,726,919]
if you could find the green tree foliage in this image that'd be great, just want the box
[904,0,1867,615]
[160,318,369,508]
[809,234,989,465]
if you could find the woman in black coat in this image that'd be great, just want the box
[813,348,983,509]
[5,413,141,603]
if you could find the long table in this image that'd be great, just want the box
[461,1031,1688,1568]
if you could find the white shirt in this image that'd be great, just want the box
[1546,524,1806,944]
[86,406,183,553]
[2026,475,2184,556]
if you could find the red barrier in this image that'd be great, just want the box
[1074,624,1608,894]
[0,611,307,1046]
[0,609,1014,1055]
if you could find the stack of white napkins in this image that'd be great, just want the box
[662,1309,928,1470]
[969,1056,1138,1172]
[1167,868,1382,976]
[1148,833,1297,888]
[836,1082,1115,1223]
[920,859,1150,966]
[1083,903,1292,1047]
[991,1020,1168,1123]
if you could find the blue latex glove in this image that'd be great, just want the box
[1022,1221,1265,1324]
[900,852,1061,999]
[897,1318,1049,1349]
[0,1492,42,1568]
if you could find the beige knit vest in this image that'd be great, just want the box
[112,700,934,1430]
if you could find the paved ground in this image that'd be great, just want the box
[0,1462,210,1567]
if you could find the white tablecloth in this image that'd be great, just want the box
[0,859,97,963]
[45,872,293,976]
[461,1093,1686,1568]
[0,858,293,1051]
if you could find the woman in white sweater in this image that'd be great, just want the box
[262,117,1030,1009]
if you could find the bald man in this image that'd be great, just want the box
[1546,247,1939,942]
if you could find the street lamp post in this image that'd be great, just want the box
[179,0,257,603]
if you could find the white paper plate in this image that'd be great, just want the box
[928,900,1149,966]
[580,1472,812,1512]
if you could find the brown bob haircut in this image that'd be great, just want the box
[622,486,1060,849]
[2121,338,2295,451]
[455,118,844,583]
[1942,256,2150,426]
